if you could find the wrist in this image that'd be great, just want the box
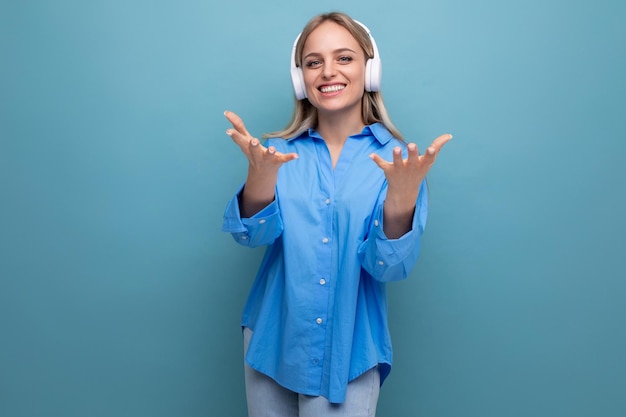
[385,187,418,212]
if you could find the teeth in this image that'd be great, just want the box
[320,85,345,93]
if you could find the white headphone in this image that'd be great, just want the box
[290,20,382,100]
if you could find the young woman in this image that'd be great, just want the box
[222,11,451,417]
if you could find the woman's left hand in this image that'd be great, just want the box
[370,133,452,196]
[370,133,452,238]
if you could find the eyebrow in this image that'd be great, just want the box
[303,48,357,60]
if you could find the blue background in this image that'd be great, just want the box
[1,1,625,416]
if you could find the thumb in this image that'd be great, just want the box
[369,153,388,169]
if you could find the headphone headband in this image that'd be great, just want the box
[290,19,382,100]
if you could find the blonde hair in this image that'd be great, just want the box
[264,12,404,140]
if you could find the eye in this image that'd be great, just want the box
[338,56,353,63]
[305,59,322,68]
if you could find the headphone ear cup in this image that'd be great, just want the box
[365,59,373,92]
[365,57,382,92]
[290,66,307,100]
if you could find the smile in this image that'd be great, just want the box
[319,84,346,93]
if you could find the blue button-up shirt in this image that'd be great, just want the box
[222,123,428,403]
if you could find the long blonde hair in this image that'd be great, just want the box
[264,12,404,140]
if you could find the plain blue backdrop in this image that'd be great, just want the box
[1,0,625,416]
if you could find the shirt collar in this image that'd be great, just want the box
[287,123,394,145]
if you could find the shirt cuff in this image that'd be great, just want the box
[372,181,428,266]
[222,184,282,247]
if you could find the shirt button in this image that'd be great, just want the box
[322,237,329,244]
[378,260,384,266]
[316,318,323,325]
[259,219,266,224]
[241,236,248,240]
[325,198,331,205]
[374,220,379,227]
[319,278,326,285]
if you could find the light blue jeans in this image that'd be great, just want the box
[243,327,380,417]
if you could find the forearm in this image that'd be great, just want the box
[240,166,279,218]
[382,185,419,239]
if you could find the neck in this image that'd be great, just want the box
[316,110,365,146]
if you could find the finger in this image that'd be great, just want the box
[260,149,299,164]
[248,137,267,155]
[422,134,453,165]
[428,133,453,155]
[285,152,299,161]
[276,152,300,163]
[406,143,419,164]
[369,153,390,169]
[392,146,403,166]
[224,110,252,137]
[226,128,254,149]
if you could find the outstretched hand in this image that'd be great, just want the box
[370,133,452,238]
[224,110,299,217]
[370,133,452,196]
[224,110,298,173]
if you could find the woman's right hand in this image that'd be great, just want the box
[224,111,298,173]
[224,110,298,217]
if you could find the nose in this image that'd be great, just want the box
[321,61,337,79]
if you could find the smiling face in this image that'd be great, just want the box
[301,20,367,122]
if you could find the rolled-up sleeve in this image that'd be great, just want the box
[358,181,428,282]
[222,184,283,247]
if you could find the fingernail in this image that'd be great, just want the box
[449,134,453,139]
[226,129,232,136]
[427,147,436,155]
